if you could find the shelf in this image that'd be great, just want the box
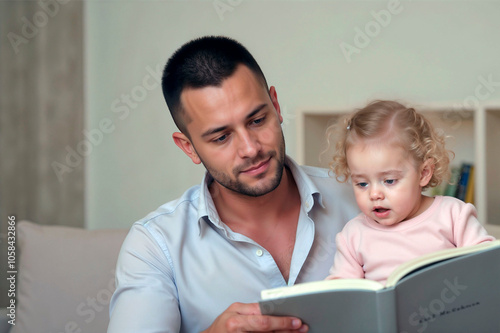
[298,108,474,171]
[485,108,500,227]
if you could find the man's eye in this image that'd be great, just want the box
[252,116,265,125]
[213,134,228,143]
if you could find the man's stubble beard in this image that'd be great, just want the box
[199,133,286,197]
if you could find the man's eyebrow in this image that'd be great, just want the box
[201,103,267,138]
[201,125,228,138]
[246,104,267,120]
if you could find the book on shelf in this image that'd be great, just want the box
[443,163,475,204]
[259,240,500,333]
[455,163,472,201]
[443,166,461,197]
[464,165,475,204]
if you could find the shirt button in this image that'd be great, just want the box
[256,249,264,257]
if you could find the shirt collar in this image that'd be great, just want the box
[196,155,324,236]
[285,155,325,211]
[197,173,221,236]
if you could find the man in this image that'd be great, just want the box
[108,36,358,332]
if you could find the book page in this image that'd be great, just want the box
[261,278,384,300]
[385,240,500,287]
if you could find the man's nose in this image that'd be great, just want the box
[237,130,260,158]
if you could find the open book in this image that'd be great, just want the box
[260,240,500,333]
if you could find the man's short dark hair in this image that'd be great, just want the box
[161,36,269,135]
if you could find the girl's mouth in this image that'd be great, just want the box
[373,207,390,218]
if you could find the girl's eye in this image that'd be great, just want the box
[357,182,368,188]
[385,179,396,185]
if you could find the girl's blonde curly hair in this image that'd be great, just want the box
[326,100,454,190]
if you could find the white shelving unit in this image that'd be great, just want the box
[296,103,500,238]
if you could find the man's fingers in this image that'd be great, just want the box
[229,302,262,316]
[203,302,308,333]
[229,302,304,331]
[235,302,308,332]
[248,314,308,332]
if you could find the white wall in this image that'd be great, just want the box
[85,0,500,229]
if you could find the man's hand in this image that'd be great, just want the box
[202,302,309,333]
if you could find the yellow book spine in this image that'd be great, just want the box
[464,165,475,204]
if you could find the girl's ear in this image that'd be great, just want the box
[420,158,435,187]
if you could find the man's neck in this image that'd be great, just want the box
[209,166,299,231]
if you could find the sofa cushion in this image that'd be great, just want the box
[11,221,128,333]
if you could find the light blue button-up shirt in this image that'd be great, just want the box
[108,156,358,333]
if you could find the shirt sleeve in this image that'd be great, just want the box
[326,230,365,280]
[452,202,496,247]
[108,224,180,333]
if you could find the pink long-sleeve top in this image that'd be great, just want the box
[327,196,495,285]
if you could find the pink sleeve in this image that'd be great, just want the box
[326,231,365,280]
[453,202,496,247]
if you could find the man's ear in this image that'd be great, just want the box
[172,132,201,165]
[420,158,435,187]
[269,86,283,124]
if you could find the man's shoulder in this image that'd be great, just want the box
[299,164,333,179]
[296,163,358,213]
[287,157,344,192]
[298,164,352,193]
[135,184,202,228]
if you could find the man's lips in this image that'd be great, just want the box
[240,157,271,174]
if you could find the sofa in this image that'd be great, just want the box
[0,221,128,333]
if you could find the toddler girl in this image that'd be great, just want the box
[326,100,494,284]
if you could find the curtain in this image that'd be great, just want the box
[0,0,84,306]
